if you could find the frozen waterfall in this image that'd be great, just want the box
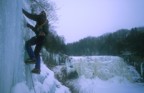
[66,56,140,81]
[65,56,144,93]
[0,0,23,93]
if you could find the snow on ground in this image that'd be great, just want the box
[11,58,70,93]
[67,76,144,93]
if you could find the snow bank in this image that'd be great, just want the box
[12,59,70,93]
[67,76,144,93]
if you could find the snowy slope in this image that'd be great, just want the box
[65,56,144,93]
[11,58,70,93]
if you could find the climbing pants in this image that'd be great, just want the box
[25,36,45,69]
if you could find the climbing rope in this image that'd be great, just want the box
[28,65,37,93]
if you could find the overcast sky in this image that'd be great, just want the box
[53,0,144,43]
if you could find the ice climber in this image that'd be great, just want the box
[22,9,49,74]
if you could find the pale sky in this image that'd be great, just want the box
[53,0,144,43]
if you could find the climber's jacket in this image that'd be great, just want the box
[22,9,49,36]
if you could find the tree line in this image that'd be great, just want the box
[66,27,144,57]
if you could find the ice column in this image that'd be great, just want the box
[0,0,24,93]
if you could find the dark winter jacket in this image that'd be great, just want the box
[22,9,49,36]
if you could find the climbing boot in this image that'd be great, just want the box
[31,68,40,74]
